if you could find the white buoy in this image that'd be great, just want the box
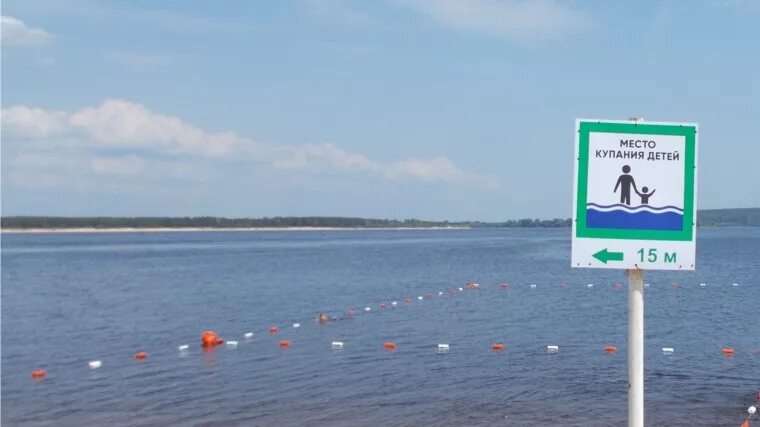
[732,283,739,287]
[644,283,650,288]
[243,332,254,339]
[458,287,463,291]
[699,283,706,287]
[226,340,238,348]
[530,284,537,289]
[417,296,423,300]
[88,360,102,369]
[473,283,480,288]
[391,301,398,306]
[178,344,189,351]
[547,345,559,353]
[364,306,371,312]
[438,291,444,296]
[748,406,756,415]
[662,347,674,354]
[587,283,594,288]
[292,323,301,329]
[331,341,344,349]
[437,343,450,351]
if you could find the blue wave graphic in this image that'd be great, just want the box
[587,208,683,231]
[587,203,683,212]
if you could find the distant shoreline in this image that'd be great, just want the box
[0,226,472,234]
[2,208,758,231]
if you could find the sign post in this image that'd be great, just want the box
[628,268,644,427]
[572,118,698,427]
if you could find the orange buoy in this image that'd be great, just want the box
[201,330,224,348]
[558,283,566,289]
[604,345,617,353]
[269,326,279,334]
[722,347,735,356]
[448,290,454,295]
[347,309,356,316]
[383,342,397,350]
[740,421,749,427]
[491,343,505,351]
[135,351,148,360]
[278,340,291,348]
[379,303,387,309]
[615,283,623,288]
[500,284,508,289]
[31,369,46,379]
[404,298,411,304]
[672,283,679,288]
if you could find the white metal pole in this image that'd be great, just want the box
[628,268,644,427]
[627,116,645,427]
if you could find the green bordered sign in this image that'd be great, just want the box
[571,119,698,270]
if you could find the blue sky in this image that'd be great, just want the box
[2,0,759,221]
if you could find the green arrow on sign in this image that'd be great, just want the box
[593,248,624,264]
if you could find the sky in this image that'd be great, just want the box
[1,0,759,221]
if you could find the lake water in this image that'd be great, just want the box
[1,228,758,426]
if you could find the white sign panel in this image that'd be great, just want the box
[571,119,698,270]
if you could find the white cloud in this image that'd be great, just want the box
[6,150,204,192]
[3,100,241,157]
[398,0,590,41]
[1,15,52,45]
[2,99,493,189]
[1,106,69,138]
[8,151,87,190]
[90,155,146,175]
[273,143,378,172]
[386,156,463,182]
[69,100,241,157]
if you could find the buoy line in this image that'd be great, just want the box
[29,280,750,384]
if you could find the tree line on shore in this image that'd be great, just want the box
[1,208,757,229]
[695,208,760,226]
[0,216,570,229]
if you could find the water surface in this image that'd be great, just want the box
[2,228,758,426]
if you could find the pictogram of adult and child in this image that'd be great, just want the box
[613,165,655,205]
